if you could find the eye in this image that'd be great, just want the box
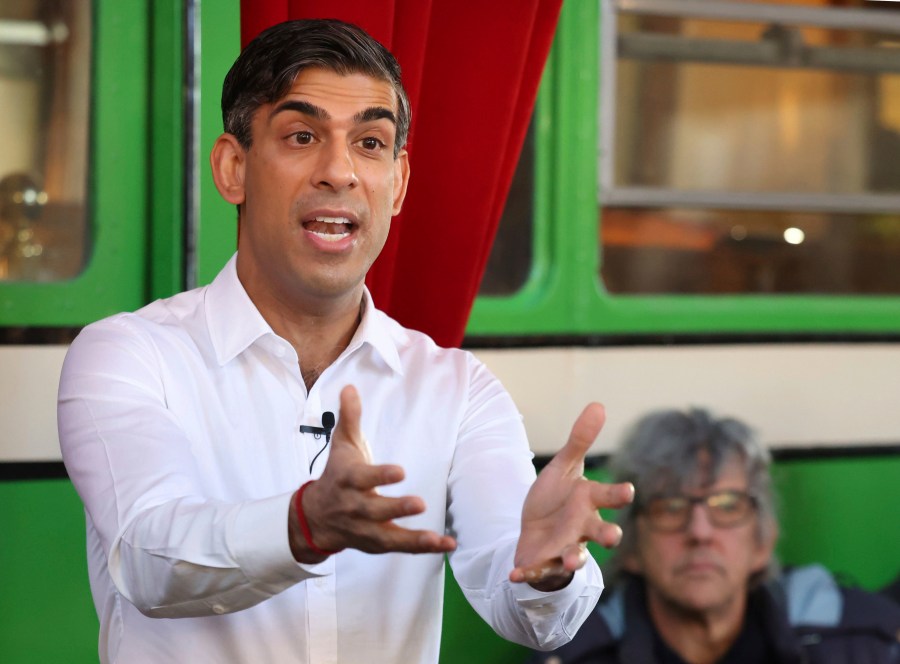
[649,496,687,517]
[360,136,386,151]
[709,491,741,512]
[291,131,314,145]
[661,497,688,514]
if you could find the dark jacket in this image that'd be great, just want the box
[528,565,900,664]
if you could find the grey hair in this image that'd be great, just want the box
[222,18,411,158]
[607,407,779,587]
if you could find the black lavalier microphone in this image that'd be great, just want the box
[301,412,336,472]
[320,411,336,441]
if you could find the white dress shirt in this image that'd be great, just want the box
[58,254,603,663]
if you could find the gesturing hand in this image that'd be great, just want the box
[288,385,457,563]
[509,403,634,590]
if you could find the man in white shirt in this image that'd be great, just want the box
[58,18,634,663]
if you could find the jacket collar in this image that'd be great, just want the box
[612,575,803,664]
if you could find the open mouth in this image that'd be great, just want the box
[302,216,354,242]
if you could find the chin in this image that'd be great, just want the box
[676,589,735,616]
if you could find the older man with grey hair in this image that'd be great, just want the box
[530,408,900,664]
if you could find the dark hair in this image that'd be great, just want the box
[221,18,410,157]
[607,408,779,587]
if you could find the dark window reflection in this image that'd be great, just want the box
[601,208,900,295]
[603,5,900,296]
[479,118,535,296]
[0,0,90,281]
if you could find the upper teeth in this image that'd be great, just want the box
[308,216,351,242]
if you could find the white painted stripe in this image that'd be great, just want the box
[2,344,899,462]
[0,346,68,462]
[473,344,900,455]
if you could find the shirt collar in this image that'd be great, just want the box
[350,289,403,376]
[205,253,403,375]
[205,254,274,366]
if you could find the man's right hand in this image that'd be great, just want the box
[288,384,457,563]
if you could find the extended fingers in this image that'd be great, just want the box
[351,492,426,522]
[582,481,631,547]
[306,479,456,554]
[341,462,405,493]
[588,481,635,510]
[552,403,606,471]
[326,523,457,556]
[370,525,457,555]
[585,518,624,548]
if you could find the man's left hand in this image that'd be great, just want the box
[509,402,634,591]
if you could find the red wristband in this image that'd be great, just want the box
[294,480,340,556]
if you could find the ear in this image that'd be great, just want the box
[391,149,411,216]
[210,133,246,205]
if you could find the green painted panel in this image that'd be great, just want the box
[0,480,96,663]
[150,0,186,300]
[196,0,242,287]
[773,455,900,590]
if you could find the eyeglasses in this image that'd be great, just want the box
[640,490,757,533]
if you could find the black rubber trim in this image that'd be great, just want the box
[0,327,83,345]
[4,444,898,481]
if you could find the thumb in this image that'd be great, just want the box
[332,385,372,463]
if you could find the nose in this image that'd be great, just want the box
[685,502,715,541]
[312,140,359,192]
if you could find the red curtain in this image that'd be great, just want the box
[241,0,563,348]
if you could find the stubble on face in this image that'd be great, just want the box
[235,68,409,318]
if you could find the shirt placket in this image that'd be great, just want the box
[284,345,338,662]
[306,556,338,664]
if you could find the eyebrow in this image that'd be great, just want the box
[354,106,396,126]
[270,100,328,121]
[269,100,396,127]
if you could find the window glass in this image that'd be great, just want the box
[602,208,900,294]
[479,118,535,296]
[0,1,90,281]
[601,0,900,295]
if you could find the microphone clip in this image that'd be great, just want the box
[301,411,336,472]
[299,411,336,443]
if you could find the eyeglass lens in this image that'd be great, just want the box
[643,490,755,532]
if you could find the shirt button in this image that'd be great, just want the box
[211,603,226,614]
[314,577,328,588]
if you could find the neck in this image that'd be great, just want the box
[239,274,365,392]
[646,588,746,664]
